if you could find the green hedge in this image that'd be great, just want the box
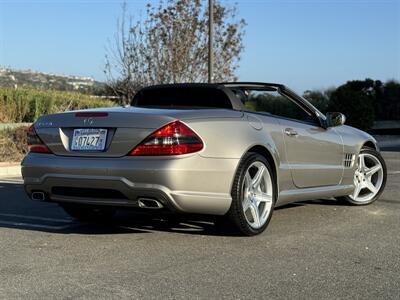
[0,87,116,123]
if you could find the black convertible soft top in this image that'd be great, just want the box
[131,82,319,115]
[132,83,244,110]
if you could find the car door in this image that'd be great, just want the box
[279,118,343,188]
[244,89,343,188]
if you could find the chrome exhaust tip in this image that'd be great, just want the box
[138,198,164,209]
[31,191,46,201]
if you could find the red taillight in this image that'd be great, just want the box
[129,120,203,156]
[27,125,52,154]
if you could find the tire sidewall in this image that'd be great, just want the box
[345,148,387,205]
[229,153,277,236]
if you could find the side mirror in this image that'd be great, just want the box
[326,112,346,127]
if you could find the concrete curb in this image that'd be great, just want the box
[0,163,21,178]
[0,123,31,130]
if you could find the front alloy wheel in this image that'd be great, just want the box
[338,147,387,205]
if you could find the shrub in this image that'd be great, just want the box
[0,126,29,162]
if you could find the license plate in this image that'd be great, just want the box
[71,128,107,151]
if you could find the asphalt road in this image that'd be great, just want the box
[0,152,399,299]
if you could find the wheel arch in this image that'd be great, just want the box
[362,140,378,151]
[246,145,277,180]
[230,144,279,196]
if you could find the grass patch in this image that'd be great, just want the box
[0,88,116,162]
[0,87,116,123]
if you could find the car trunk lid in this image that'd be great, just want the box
[34,109,175,157]
[33,107,243,157]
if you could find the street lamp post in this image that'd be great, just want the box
[208,0,214,83]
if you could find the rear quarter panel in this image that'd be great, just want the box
[182,113,290,195]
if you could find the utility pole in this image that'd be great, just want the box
[208,0,214,83]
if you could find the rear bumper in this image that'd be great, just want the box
[22,153,238,215]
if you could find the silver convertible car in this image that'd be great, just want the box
[22,82,387,235]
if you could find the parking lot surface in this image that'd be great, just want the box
[0,152,399,299]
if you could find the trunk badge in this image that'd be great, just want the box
[83,118,94,125]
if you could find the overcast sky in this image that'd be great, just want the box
[0,0,399,93]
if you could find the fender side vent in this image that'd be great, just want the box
[344,154,355,168]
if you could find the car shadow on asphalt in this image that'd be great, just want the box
[0,210,233,237]
[275,198,344,210]
[0,181,350,237]
[0,182,234,236]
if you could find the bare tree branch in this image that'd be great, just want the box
[105,0,246,105]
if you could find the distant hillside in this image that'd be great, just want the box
[0,67,106,94]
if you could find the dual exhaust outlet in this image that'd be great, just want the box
[31,192,163,210]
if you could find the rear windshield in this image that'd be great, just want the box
[132,87,233,109]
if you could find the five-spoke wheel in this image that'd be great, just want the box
[225,153,276,236]
[338,147,387,205]
[242,161,274,229]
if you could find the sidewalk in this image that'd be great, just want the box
[374,135,400,151]
[0,162,21,178]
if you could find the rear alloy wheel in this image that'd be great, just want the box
[225,153,276,236]
[61,204,116,223]
[338,148,387,205]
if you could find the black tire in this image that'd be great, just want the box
[223,152,276,236]
[337,147,387,206]
[60,203,116,223]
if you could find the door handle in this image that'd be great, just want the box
[284,128,298,137]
